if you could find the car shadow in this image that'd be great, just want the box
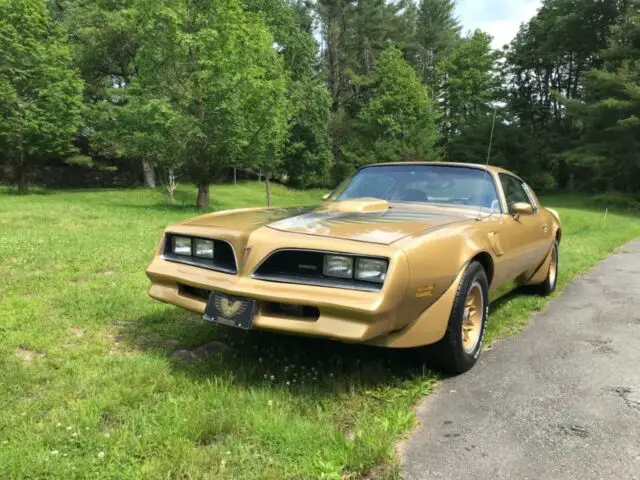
[118,307,441,398]
[488,289,521,314]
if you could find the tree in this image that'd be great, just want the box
[316,0,417,180]
[503,0,628,186]
[410,0,460,90]
[563,0,640,193]
[134,0,289,208]
[345,46,439,171]
[61,0,159,187]
[245,0,333,188]
[0,0,84,192]
[283,77,333,187]
[92,95,198,203]
[438,30,501,159]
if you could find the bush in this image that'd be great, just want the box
[529,172,557,193]
[592,192,640,212]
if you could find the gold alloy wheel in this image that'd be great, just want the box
[549,245,557,286]
[462,281,484,353]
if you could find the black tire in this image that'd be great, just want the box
[533,240,559,296]
[430,261,489,374]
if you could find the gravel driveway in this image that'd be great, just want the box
[401,239,640,480]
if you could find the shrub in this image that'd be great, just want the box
[529,172,557,193]
[592,192,640,212]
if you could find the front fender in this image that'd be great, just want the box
[367,265,467,348]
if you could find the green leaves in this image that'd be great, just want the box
[561,0,640,192]
[345,46,438,169]
[0,0,84,191]
[438,30,500,145]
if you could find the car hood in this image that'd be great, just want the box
[183,200,470,245]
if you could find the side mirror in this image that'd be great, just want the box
[322,193,330,201]
[511,202,533,218]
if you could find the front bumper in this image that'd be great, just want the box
[146,253,461,348]
[147,257,403,342]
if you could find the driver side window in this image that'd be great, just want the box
[499,174,534,213]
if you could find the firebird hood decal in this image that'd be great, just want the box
[182,206,312,228]
[182,204,468,245]
[268,208,468,245]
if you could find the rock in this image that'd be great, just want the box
[69,328,84,337]
[15,347,44,363]
[172,341,233,362]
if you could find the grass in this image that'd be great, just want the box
[1,183,640,479]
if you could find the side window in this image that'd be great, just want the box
[499,174,534,213]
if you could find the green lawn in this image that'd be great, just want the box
[1,184,639,479]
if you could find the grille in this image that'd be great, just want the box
[253,249,384,292]
[178,283,210,300]
[262,302,320,321]
[163,233,237,274]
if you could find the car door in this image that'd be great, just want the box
[497,173,549,281]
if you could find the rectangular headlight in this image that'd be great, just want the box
[172,236,192,256]
[355,258,388,283]
[194,239,214,259]
[323,255,353,279]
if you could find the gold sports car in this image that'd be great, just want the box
[146,162,561,373]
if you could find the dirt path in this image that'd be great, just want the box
[401,240,640,480]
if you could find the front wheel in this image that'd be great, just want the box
[430,261,489,374]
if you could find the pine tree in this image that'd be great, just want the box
[411,0,460,90]
[345,46,439,170]
[317,0,417,180]
[439,30,501,159]
[564,0,640,192]
[246,0,333,187]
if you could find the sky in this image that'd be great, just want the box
[455,0,542,49]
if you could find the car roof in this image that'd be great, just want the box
[361,161,514,176]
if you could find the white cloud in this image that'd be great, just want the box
[455,0,541,49]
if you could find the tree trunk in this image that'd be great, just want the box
[265,174,271,207]
[166,169,176,206]
[568,172,575,193]
[196,182,210,209]
[141,159,156,188]
[233,167,237,185]
[16,146,28,194]
[16,167,28,194]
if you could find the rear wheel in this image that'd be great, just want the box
[430,261,489,374]
[533,240,559,296]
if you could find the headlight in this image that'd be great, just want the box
[355,258,388,283]
[323,255,353,279]
[172,236,192,256]
[194,239,214,259]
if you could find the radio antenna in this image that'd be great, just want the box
[476,103,498,221]
[486,104,498,165]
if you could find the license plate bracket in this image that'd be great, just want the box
[204,291,256,330]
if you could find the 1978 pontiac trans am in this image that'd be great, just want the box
[146,163,561,373]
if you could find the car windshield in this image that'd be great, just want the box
[333,164,501,211]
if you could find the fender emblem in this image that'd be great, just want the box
[416,284,435,297]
